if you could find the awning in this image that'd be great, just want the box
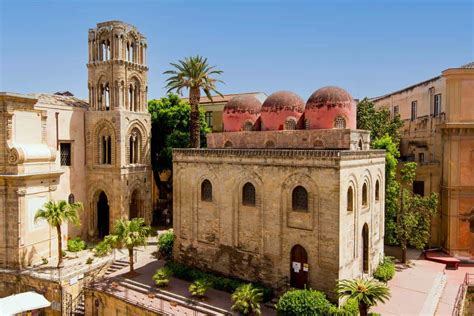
[0,291,51,316]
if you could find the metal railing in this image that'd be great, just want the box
[452,273,474,316]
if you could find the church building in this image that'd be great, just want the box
[173,87,386,298]
[0,21,152,268]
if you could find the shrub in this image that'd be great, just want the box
[164,261,273,302]
[94,240,112,257]
[41,257,48,265]
[373,257,395,282]
[275,289,331,315]
[86,257,94,265]
[153,267,172,287]
[67,237,87,252]
[231,283,263,315]
[189,278,211,298]
[326,298,359,315]
[158,229,174,259]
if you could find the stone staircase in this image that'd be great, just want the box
[104,259,129,276]
[72,293,85,316]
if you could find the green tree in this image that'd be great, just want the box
[336,278,390,316]
[164,55,223,148]
[356,98,403,145]
[231,283,263,315]
[148,94,210,173]
[372,135,400,245]
[397,162,438,263]
[106,218,151,273]
[34,200,83,268]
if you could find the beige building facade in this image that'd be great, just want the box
[0,20,153,269]
[372,62,474,259]
[173,88,385,300]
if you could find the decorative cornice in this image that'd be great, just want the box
[87,60,148,71]
[173,148,385,160]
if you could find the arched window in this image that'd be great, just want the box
[265,140,275,148]
[201,180,212,202]
[362,183,368,207]
[292,186,308,211]
[243,121,253,131]
[284,117,297,130]
[129,129,141,164]
[347,186,354,212]
[224,141,233,148]
[101,135,112,164]
[68,193,75,204]
[104,85,110,111]
[358,139,363,150]
[129,85,134,111]
[242,183,256,206]
[375,180,380,201]
[362,223,369,273]
[334,116,346,129]
[314,140,324,148]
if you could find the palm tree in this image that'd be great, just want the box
[106,218,151,273]
[34,200,82,268]
[164,55,224,148]
[231,283,263,315]
[336,278,390,316]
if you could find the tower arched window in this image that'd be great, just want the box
[242,182,256,206]
[375,180,380,201]
[362,183,368,207]
[201,180,212,202]
[292,186,308,211]
[129,129,141,164]
[101,135,112,165]
[129,85,134,111]
[347,186,354,212]
[334,116,346,129]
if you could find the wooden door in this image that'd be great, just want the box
[290,245,308,288]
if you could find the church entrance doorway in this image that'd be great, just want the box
[97,191,109,238]
[290,245,308,289]
[129,189,140,219]
[362,223,369,273]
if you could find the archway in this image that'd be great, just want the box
[129,189,141,219]
[97,191,110,238]
[290,245,308,288]
[362,223,369,273]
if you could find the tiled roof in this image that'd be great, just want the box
[183,92,265,104]
[460,61,474,69]
[30,93,89,109]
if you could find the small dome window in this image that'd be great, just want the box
[284,117,297,130]
[334,116,346,129]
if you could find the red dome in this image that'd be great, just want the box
[260,91,305,131]
[304,86,356,129]
[223,95,262,132]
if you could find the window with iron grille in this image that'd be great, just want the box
[292,186,308,211]
[242,182,256,206]
[60,143,71,166]
[201,179,212,202]
[334,116,346,129]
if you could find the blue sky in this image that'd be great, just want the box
[1,0,473,100]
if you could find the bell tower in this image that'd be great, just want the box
[85,21,152,239]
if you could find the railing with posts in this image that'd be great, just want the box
[452,273,474,316]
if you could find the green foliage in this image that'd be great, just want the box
[397,162,439,257]
[372,135,401,245]
[326,298,359,316]
[356,98,403,145]
[67,237,87,252]
[157,229,174,259]
[86,257,94,265]
[93,240,112,257]
[373,257,396,282]
[41,257,48,265]
[153,267,172,287]
[275,288,332,316]
[188,278,211,298]
[164,261,272,302]
[148,94,210,172]
[34,200,82,228]
[231,283,263,315]
[106,218,151,250]
[336,278,390,315]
